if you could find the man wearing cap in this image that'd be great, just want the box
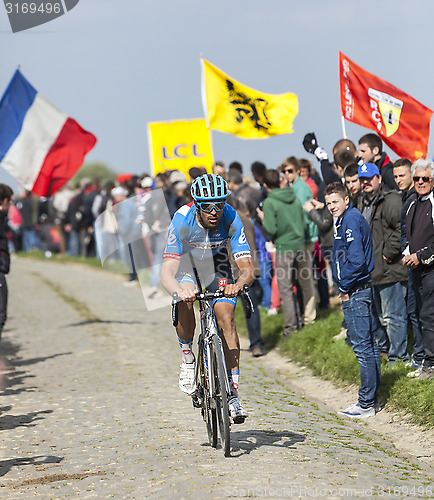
[357,163,409,366]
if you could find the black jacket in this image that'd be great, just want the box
[405,190,434,271]
[0,211,10,274]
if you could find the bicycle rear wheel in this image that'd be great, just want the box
[198,338,217,448]
[211,336,231,457]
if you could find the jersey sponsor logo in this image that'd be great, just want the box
[233,251,251,260]
[345,228,354,242]
[188,240,226,250]
[218,278,228,287]
[238,228,247,245]
[167,228,177,246]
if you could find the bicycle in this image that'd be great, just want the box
[172,285,252,457]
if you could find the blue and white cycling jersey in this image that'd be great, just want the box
[163,202,251,262]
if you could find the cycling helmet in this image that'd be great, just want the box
[190,174,229,201]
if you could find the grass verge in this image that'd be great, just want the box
[235,303,434,429]
[17,251,434,428]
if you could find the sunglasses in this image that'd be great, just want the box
[413,176,432,183]
[196,200,226,213]
[284,168,294,174]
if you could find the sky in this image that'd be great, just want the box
[1,0,434,192]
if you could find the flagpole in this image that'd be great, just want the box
[341,115,347,139]
[200,54,210,128]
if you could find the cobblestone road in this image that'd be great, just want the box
[0,258,433,499]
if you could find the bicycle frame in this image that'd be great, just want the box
[197,293,230,410]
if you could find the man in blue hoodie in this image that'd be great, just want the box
[325,182,381,419]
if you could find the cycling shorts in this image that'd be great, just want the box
[176,248,237,307]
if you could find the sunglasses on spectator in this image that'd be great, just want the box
[413,176,432,183]
[284,168,294,174]
[196,200,226,213]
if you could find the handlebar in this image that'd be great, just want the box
[171,284,253,327]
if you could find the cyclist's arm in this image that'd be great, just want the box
[160,257,196,302]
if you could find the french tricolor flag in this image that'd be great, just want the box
[0,70,96,197]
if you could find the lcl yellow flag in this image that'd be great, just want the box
[148,119,213,176]
[201,58,298,139]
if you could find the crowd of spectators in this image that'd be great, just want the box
[3,132,434,380]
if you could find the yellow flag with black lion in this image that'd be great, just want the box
[201,57,298,139]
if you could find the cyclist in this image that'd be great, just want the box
[161,174,254,423]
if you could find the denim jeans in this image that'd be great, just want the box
[371,292,389,354]
[342,288,381,408]
[407,269,425,364]
[372,282,410,363]
[258,257,272,309]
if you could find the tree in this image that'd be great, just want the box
[71,162,117,187]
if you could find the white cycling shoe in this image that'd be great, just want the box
[179,361,196,395]
[228,396,248,424]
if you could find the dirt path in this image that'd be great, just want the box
[0,258,432,499]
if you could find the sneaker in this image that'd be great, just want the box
[405,357,423,370]
[228,396,248,424]
[179,361,196,395]
[124,279,138,287]
[333,328,347,341]
[267,308,278,316]
[418,366,434,381]
[337,403,375,419]
[407,366,423,378]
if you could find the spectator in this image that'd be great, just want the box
[358,133,398,191]
[227,169,261,219]
[111,186,143,286]
[228,162,243,175]
[358,162,409,365]
[137,176,171,298]
[0,184,13,346]
[343,162,362,205]
[212,161,227,179]
[303,199,334,309]
[188,167,207,182]
[393,158,425,370]
[299,158,319,200]
[53,185,74,257]
[65,179,91,257]
[17,191,40,252]
[325,182,380,419]
[227,195,265,357]
[280,156,318,325]
[403,159,434,380]
[257,169,305,336]
[302,133,358,186]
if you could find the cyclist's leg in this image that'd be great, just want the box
[176,279,197,395]
[214,301,239,373]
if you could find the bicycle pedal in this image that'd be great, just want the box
[191,393,201,408]
[231,415,246,425]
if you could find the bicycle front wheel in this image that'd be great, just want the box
[211,336,231,457]
[198,338,217,448]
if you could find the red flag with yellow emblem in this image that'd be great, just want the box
[339,52,432,161]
